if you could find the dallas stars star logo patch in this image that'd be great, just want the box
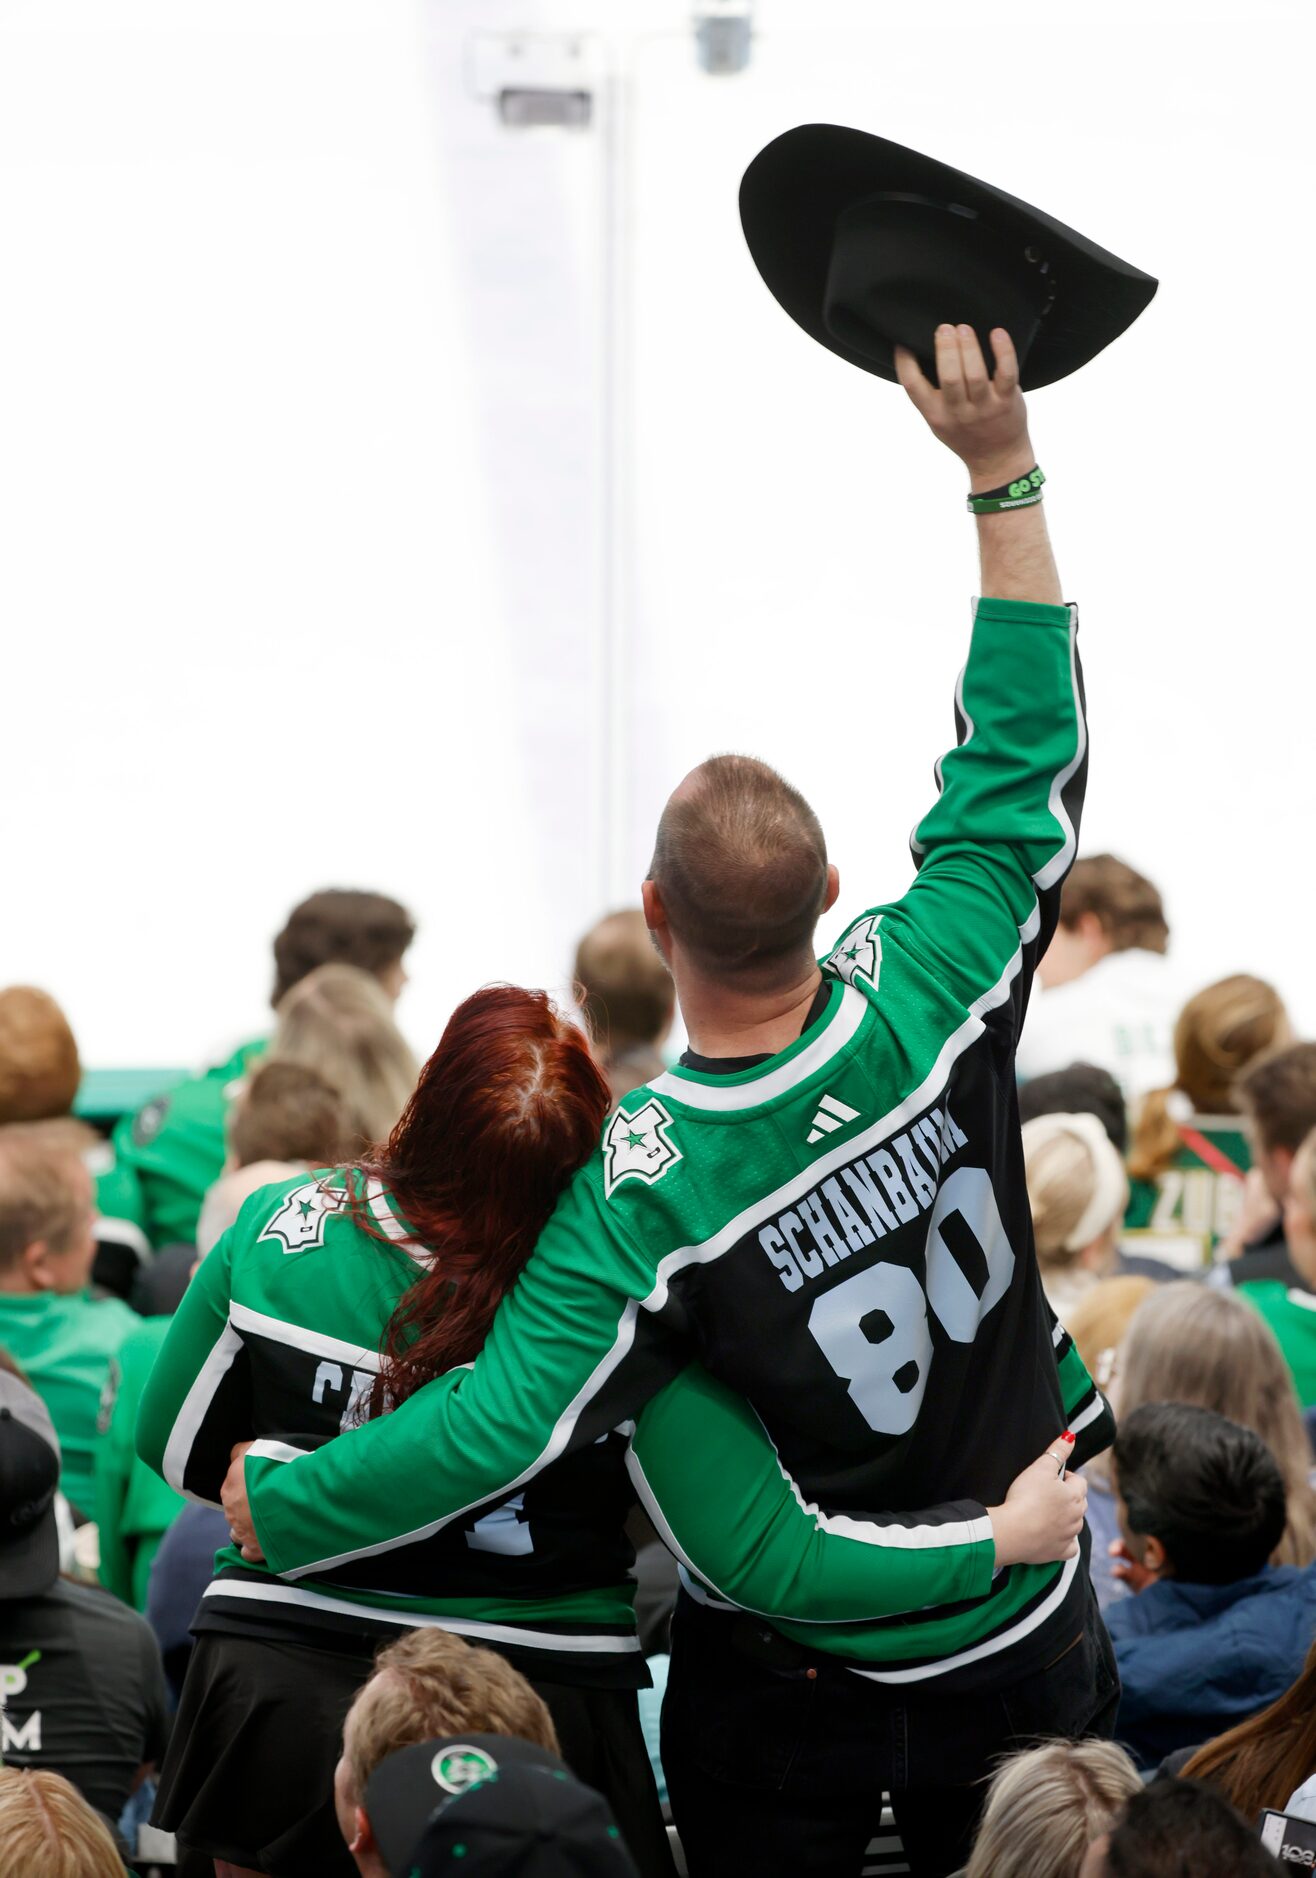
[258,1182,345,1255]
[603,1097,682,1200]
[825,912,882,989]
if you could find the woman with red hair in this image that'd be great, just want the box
[140,985,1082,1878]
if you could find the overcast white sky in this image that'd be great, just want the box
[1,0,1311,1068]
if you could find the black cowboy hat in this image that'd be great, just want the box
[739,124,1157,390]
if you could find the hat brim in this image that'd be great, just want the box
[739,124,1157,390]
[0,1506,60,1601]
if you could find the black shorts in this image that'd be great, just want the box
[155,1628,674,1878]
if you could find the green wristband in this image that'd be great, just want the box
[967,466,1045,515]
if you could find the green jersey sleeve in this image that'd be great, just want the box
[823,598,1086,1043]
[136,1227,248,1501]
[628,1364,995,1621]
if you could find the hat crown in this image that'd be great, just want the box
[823,193,1054,382]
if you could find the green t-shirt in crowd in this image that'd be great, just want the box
[1124,1116,1250,1271]
[1238,1280,1316,1408]
[0,1289,140,1515]
[109,1038,266,1249]
[96,1316,186,1609]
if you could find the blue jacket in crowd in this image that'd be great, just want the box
[1106,1562,1316,1768]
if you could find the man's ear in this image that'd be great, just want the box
[642,878,672,965]
[1274,1145,1296,1192]
[822,864,840,916]
[22,1240,55,1292]
[1140,1534,1169,1577]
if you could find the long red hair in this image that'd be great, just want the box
[353,985,611,1414]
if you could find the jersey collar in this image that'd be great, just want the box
[647,979,868,1114]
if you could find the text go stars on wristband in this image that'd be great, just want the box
[967,466,1046,515]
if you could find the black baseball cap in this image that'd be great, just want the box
[365,1734,639,1878]
[0,1372,61,1600]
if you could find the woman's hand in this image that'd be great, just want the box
[988,1439,1088,1568]
[221,1441,266,1563]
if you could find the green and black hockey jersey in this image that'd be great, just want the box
[137,1172,1029,1685]
[228,595,1109,1690]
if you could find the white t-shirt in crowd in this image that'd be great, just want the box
[1016,948,1181,1101]
[1287,1775,1316,1824]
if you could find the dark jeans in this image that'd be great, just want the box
[661,1593,1119,1878]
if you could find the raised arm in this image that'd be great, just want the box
[628,1363,1088,1624]
[825,327,1084,1040]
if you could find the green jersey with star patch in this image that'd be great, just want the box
[137,1171,1018,1682]
[231,597,1110,1691]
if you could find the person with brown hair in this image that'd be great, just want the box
[963,1740,1142,1878]
[0,1768,126,1878]
[1181,1636,1316,1823]
[1084,1283,1316,1613]
[1124,975,1289,1270]
[1223,1041,1316,1290]
[1064,1275,1156,1396]
[109,887,416,1251]
[1016,855,1181,1101]
[1238,1123,1316,1406]
[266,964,419,1154]
[574,910,675,1104]
[226,1059,353,1171]
[333,1628,559,1877]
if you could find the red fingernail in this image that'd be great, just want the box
[1062,1430,1075,1443]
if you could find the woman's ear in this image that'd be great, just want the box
[350,1804,375,1853]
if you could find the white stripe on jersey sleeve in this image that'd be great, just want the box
[162,1324,245,1501]
[229,1301,381,1372]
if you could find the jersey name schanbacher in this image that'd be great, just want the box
[233,594,1111,1693]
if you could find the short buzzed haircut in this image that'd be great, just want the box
[0,989,81,1125]
[1058,855,1168,954]
[575,910,673,1056]
[1237,1042,1316,1156]
[649,755,828,982]
[342,1628,558,1806]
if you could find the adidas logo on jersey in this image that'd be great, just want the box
[807,1092,859,1145]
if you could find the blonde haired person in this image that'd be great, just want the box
[0,1768,124,1878]
[268,962,419,1152]
[964,1740,1142,1878]
[1084,1281,1316,1613]
[334,1628,559,1878]
[1125,974,1289,1268]
[1064,1274,1156,1393]
[1237,1123,1316,1406]
[1022,1113,1129,1323]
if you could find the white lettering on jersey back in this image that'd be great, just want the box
[604,1098,682,1199]
[258,1183,345,1255]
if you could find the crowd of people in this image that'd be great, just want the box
[3,329,1315,1878]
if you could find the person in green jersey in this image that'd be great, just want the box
[219,325,1114,1876]
[0,1133,137,1518]
[94,1316,185,1609]
[110,888,416,1250]
[1240,1127,1316,1406]
[138,985,1086,1878]
[1124,975,1289,1271]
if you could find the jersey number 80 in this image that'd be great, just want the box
[807,1166,1015,1436]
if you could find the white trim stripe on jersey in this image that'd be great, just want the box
[649,984,869,1114]
[229,1301,382,1373]
[1066,1392,1108,1437]
[162,1325,245,1498]
[273,999,1002,1580]
[848,1552,1081,1684]
[200,1578,642,1653]
[1033,610,1085,893]
[94,1214,152,1263]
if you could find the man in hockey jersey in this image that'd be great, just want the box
[223,319,1115,1873]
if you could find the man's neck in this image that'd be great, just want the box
[678,963,826,1061]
